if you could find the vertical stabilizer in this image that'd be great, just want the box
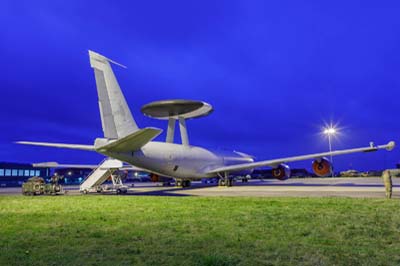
[89,50,139,139]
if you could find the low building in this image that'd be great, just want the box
[53,168,92,185]
[0,162,50,187]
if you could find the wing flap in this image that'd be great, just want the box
[206,141,395,174]
[96,127,162,152]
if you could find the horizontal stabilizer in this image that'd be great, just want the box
[96,127,162,152]
[16,141,94,151]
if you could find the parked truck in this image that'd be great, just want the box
[22,175,65,196]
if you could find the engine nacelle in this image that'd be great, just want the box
[271,164,291,180]
[312,157,332,176]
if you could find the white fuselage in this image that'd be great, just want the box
[100,141,254,179]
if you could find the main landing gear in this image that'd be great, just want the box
[175,179,191,188]
[218,172,234,187]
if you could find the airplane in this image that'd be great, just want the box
[17,50,396,188]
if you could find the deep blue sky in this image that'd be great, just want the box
[1,0,399,171]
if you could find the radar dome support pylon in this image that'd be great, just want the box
[166,118,176,143]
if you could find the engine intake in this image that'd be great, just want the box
[312,157,332,176]
[271,164,291,180]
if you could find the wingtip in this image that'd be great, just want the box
[387,141,396,151]
[32,162,59,168]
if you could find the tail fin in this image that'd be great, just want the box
[89,50,139,139]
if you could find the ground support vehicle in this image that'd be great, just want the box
[22,176,65,196]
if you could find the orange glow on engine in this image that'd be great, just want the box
[312,158,332,176]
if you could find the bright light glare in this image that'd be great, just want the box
[323,127,336,135]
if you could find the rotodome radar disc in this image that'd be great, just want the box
[141,100,213,120]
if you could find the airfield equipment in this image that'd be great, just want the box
[79,158,128,194]
[22,175,64,196]
[340,170,360,177]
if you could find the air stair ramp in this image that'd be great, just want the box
[79,158,128,194]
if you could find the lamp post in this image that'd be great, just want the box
[323,127,336,177]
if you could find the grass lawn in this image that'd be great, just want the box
[0,196,399,266]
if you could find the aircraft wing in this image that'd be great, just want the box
[32,161,146,171]
[206,141,395,174]
[33,162,98,168]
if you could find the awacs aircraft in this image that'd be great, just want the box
[18,51,395,189]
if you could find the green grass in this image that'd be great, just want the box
[0,196,400,266]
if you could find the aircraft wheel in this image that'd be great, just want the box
[218,179,225,186]
[116,189,121,194]
[176,180,182,187]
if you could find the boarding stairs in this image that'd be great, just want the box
[79,158,123,193]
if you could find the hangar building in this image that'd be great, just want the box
[0,162,50,187]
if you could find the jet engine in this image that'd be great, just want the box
[271,164,291,180]
[312,157,332,176]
